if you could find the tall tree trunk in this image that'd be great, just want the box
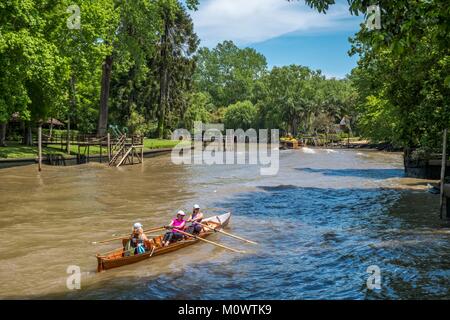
[292,118,298,137]
[157,18,170,139]
[98,55,113,136]
[38,124,42,172]
[25,123,32,146]
[158,70,168,139]
[21,121,25,144]
[0,122,6,146]
[67,75,77,154]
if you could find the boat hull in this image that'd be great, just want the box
[96,212,231,272]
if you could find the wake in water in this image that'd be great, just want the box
[302,147,316,154]
[302,147,339,154]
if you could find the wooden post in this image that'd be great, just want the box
[440,128,447,219]
[99,136,103,164]
[49,119,53,140]
[66,116,71,155]
[1,122,7,147]
[107,133,111,162]
[38,125,42,172]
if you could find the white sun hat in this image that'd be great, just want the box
[193,204,200,209]
[177,210,186,216]
[133,222,143,229]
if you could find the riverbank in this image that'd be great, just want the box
[0,139,180,159]
[0,139,181,169]
[322,139,403,152]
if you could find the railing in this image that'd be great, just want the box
[32,131,143,166]
[108,134,144,167]
[109,134,126,166]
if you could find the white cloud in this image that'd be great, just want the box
[192,0,361,47]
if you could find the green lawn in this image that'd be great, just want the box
[144,139,182,150]
[0,139,185,159]
[0,143,66,159]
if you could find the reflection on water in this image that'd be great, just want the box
[0,149,449,299]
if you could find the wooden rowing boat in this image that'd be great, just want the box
[96,212,231,272]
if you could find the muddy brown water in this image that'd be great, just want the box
[0,148,449,299]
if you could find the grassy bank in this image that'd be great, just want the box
[143,139,181,150]
[0,143,66,159]
[0,139,182,159]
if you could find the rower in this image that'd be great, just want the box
[162,210,186,246]
[186,204,204,235]
[125,222,149,255]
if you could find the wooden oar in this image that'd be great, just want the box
[92,226,166,244]
[199,222,258,245]
[166,227,245,254]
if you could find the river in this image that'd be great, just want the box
[0,148,449,299]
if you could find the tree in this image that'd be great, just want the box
[95,0,199,138]
[194,41,267,108]
[224,101,257,131]
[183,92,213,130]
[256,65,313,135]
[97,0,160,136]
[55,0,118,146]
[0,0,71,145]
[293,0,450,150]
[155,0,199,138]
[356,95,399,143]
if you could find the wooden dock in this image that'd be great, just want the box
[33,132,144,167]
[108,134,144,167]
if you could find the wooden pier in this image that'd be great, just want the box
[34,132,144,167]
[108,134,144,167]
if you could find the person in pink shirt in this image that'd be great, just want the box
[162,210,186,246]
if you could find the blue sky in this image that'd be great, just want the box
[190,0,365,78]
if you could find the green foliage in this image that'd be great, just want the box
[254,65,356,135]
[298,0,450,150]
[183,92,213,130]
[6,0,448,155]
[224,101,257,130]
[356,95,399,144]
[0,0,199,140]
[194,41,267,107]
[0,1,71,123]
[156,0,199,137]
[127,106,150,136]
